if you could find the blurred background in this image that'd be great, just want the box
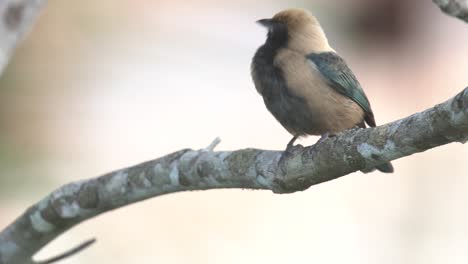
[1,0,468,263]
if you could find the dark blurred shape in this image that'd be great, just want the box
[3,2,25,31]
[351,0,412,45]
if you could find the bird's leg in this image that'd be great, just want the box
[286,135,299,149]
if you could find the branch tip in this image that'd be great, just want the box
[433,0,468,22]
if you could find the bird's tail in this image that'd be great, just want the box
[376,162,394,173]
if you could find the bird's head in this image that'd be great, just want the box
[257,8,332,53]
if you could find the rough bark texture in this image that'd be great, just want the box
[0,0,47,75]
[434,0,468,22]
[0,87,468,264]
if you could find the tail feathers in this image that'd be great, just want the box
[376,162,394,173]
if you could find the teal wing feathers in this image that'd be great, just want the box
[307,52,376,127]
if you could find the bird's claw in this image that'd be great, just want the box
[279,140,304,165]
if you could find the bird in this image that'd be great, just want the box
[251,8,393,173]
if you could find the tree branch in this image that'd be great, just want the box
[433,0,468,22]
[0,0,47,75]
[0,87,467,264]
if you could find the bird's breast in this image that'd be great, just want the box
[252,45,315,135]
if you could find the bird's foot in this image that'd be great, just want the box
[349,125,364,133]
[279,135,303,165]
[316,132,335,144]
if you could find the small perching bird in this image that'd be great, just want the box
[251,8,393,173]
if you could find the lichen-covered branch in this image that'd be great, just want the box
[0,0,47,75]
[434,0,468,22]
[0,87,467,264]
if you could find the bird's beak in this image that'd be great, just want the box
[256,18,274,29]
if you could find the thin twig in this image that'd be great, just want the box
[205,137,222,151]
[36,238,96,264]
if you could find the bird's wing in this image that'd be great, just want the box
[307,52,376,127]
